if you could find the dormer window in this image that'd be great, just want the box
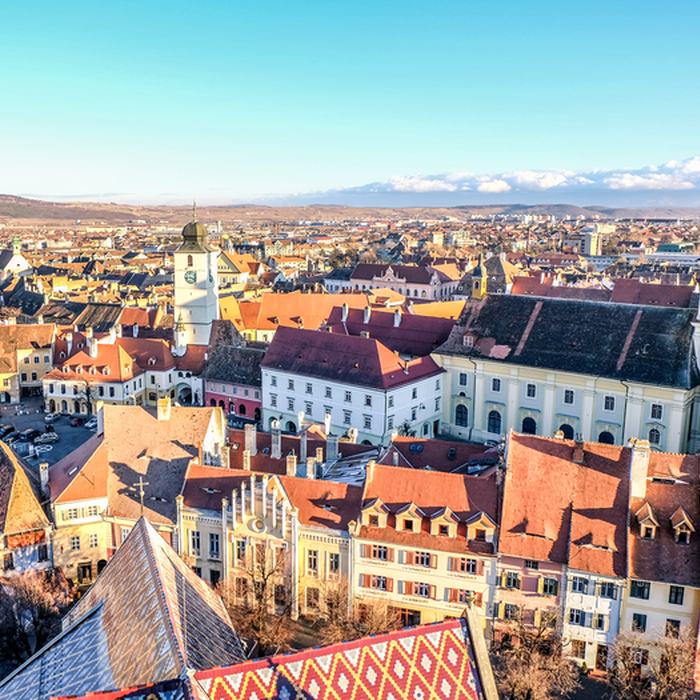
[403,520,414,531]
[90,367,96,374]
[671,507,695,545]
[439,524,449,536]
[475,529,486,541]
[369,515,379,526]
[636,502,658,540]
[62,366,69,374]
[103,367,110,376]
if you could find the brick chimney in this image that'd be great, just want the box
[242,449,251,471]
[572,437,584,464]
[156,396,171,421]
[629,438,651,499]
[306,457,316,480]
[315,446,324,464]
[245,423,257,455]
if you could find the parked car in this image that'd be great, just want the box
[0,425,14,438]
[35,432,60,444]
[3,431,21,444]
[84,417,98,429]
[44,412,60,423]
[19,428,42,443]
[70,416,84,427]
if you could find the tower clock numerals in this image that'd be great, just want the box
[184,270,197,284]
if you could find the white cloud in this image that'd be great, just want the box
[605,173,694,190]
[387,175,457,193]
[506,170,571,190]
[477,179,511,193]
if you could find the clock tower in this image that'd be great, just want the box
[173,213,219,347]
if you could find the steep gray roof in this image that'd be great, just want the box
[436,295,700,389]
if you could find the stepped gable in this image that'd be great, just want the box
[262,326,442,390]
[0,518,245,700]
[437,295,700,389]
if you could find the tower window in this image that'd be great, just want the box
[187,255,193,267]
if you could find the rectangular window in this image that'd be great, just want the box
[3,553,14,571]
[235,577,248,597]
[306,587,320,608]
[439,524,449,536]
[270,394,277,407]
[305,402,312,416]
[526,383,536,398]
[192,567,202,578]
[306,382,313,394]
[209,533,220,559]
[190,530,201,557]
[86,505,99,517]
[345,391,352,402]
[150,376,155,385]
[524,559,539,570]
[604,395,615,411]
[503,603,518,620]
[388,415,394,430]
[416,551,432,567]
[564,389,574,404]
[459,373,468,386]
[595,614,606,630]
[274,584,286,605]
[632,613,647,633]
[541,577,558,596]
[329,553,340,574]
[236,539,246,564]
[33,355,39,364]
[65,508,79,520]
[411,407,417,420]
[31,372,37,381]
[287,398,294,411]
[599,581,617,599]
[23,357,29,364]
[371,575,388,591]
[325,386,332,398]
[109,387,115,397]
[435,379,440,391]
[307,549,318,575]
[572,576,588,594]
[288,379,294,390]
[21,373,27,382]
[71,536,80,551]
[343,410,351,425]
[364,394,372,406]
[363,415,371,430]
[571,639,586,659]
[37,544,48,561]
[371,545,388,561]
[435,397,441,411]
[505,572,521,589]
[669,585,685,605]
[412,388,417,400]
[270,375,277,387]
[630,580,650,599]
[492,378,501,392]
[666,619,681,638]
[120,526,131,545]
[569,608,583,626]
[415,582,431,598]
[388,395,394,408]
[369,515,379,526]
[89,533,98,548]
[651,403,663,420]
[43,355,49,363]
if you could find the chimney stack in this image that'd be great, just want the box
[156,396,171,421]
[242,449,251,471]
[96,400,105,435]
[572,435,585,464]
[363,306,371,324]
[629,438,651,499]
[324,412,332,436]
[89,336,98,359]
[348,427,358,444]
[393,309,401,327]
[271,420,282,459]
[245,423,257,455]
[327,434,339,462]
[286,453,297,477]
[66,332,73,357]
[315,446,324,464]
[40,462,49,497]
[300,430,308,462]
[341,303,349,322]
[306,457,316,480]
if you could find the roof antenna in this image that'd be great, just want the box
[192,199,197,223]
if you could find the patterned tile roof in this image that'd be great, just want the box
[0,518,245,700]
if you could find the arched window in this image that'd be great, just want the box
[218,400,225,409]
[455,404,468,427]
[487,410,502,434]
[286,421,297,434]
[649,428,661,445]
[559,424,574,440]
[598,431,615,445]
[254,408,261,421]
[522,417,537,434]
[239,403,247,415]
[210,398,216,407]
[187,255,193,267]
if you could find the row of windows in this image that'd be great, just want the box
[208,384,259,399]
[23,355,50,364]
[360,546,488,571]
[631,614,682,637]
[2,544,49,570]
[358,575,482,605]
[63,505,100,521]
[306,550,340,576]
[630,580,685,605]
[190,531,221,559]
[70,533,99,550]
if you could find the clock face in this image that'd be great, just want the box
[184,270,197,284]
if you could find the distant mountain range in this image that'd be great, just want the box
[1,194,700,225]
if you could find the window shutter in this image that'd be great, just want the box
[603,614,609,632]
[430,554,438,569]
[612,585,617,600]
[387,578,394,593]
[476,559,484,576]
[398,580,404,595]
[430,584,436,600]
[501,572,508,588]
[497,602,505,619]
[387,548,395,562]
[407,551,414,566]
[594,581,601,597]
[448,588,457,603]
[448,556,454,572]
[398,550,405,565]
[405,581,413,596]
[475,591,483,607]
[533,609,542,628]
[584,612,593,628]
[516,575,521,590]
[360,573,369,588]
[537,577,544,595]
[553,580,559,597]
[360,544,367,558]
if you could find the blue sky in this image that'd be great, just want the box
[2,1,699,205]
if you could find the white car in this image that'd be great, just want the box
[44,413,59,423]
[35,432,60,444]
[84,418,98,429]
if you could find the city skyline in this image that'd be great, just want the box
[3,0,699,206]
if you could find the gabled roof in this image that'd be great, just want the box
[437,295,700,389]
[0,442,50,536]
[378,436,498,473]
[0,518,245,700]
[261,326,443,390]
[195,618,493,700]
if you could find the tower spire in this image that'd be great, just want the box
[192,199,197,223]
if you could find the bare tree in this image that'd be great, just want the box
[319,579,401,644]
[0,569,76,677]
[491,606,580,700]
[608,630,695,700]
[218,541,293,657]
